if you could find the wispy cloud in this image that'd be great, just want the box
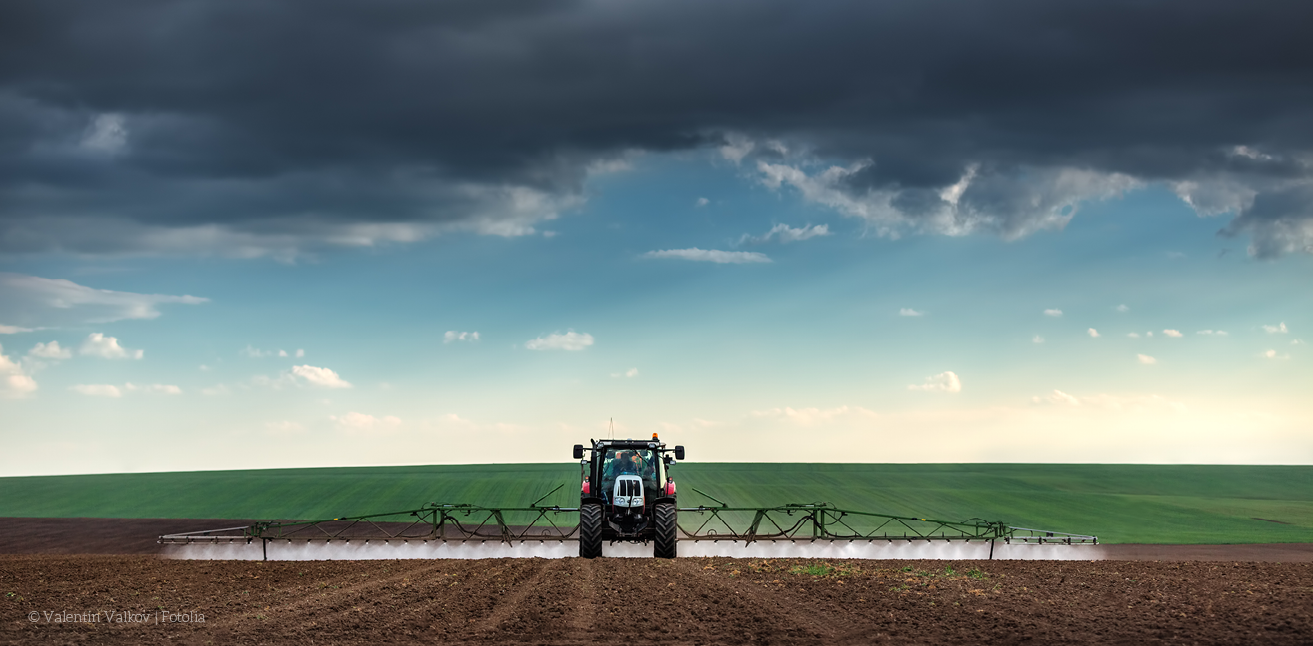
[1137,354,1157,365]
[1115,304,1129,313]
[1044,309,1063,317]
[1163,329,1183,338]
[908,371,962,393]
[610,367,639,378]
[242,346,304,358]
[0,273,207,328]
[1263,322,1289,334]
[0,325,34,334]
[80,333,143,360]
[899,308,924,317]
[265,421,305,434]
[1263,349,1290,360]
[1033,390,1185,411]
[642,248,771,264]
[331,412,402,435]
[1032,335,1045,343]
[71,382,180,396]
[740,223,830,245]
[1196,330,1228,336]
[695,197,709,207]
[1087,328,1100,338]
[444,331,480,343]
[1127,332,1140,338]
[750,405,878,426]
[70,384,122,397]
[124,383,182,395]
[525,331,594,351]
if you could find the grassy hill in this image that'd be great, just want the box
[1,463,1310,544]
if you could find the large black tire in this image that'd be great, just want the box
[579,503,603,559]
[653,503,677,559]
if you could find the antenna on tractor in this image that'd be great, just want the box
[609,417,614,439]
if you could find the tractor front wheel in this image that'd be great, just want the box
[654,502,677,558]
[579,503,603,558]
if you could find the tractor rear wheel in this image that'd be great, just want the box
[654,502,677,558]
[579,503,603,558]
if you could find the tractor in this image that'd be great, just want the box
[573,435,684,558]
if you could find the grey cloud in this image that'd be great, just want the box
[1,0,1312,255]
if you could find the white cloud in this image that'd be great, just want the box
[908,371,962,393]
[0,273,207,328]
[28,341,71,359]
[331,412,402,435]
[1264,349,1290,360]
[1115,304,1129,313]
[740,223,831,245]
[71,384,122,397]
[1293,339,1306,345]
[296,349,305,358]
[642,248,772,264]
[1032,335,1044,343]
[80,333,143,359]
[1043,309,1063,317]
[123,383,182,395]
[525,331,594,351]
[1147,331,1154,337]
[444,331,480,343]
[1137,354,1157,365]
[1087,328,1100,338]
[1263,322,1289,335]
[899,308,924,317]
[1196,330,1228,336]
[201,385,230,396]
[292,365,353,388]
[0,344,38,398]
[278,349,288,357]
[0,324,34,334]
[696,197,709,207]
[611,367,639,378]
[1163,329,1183,338]
[1127,332,1140,338]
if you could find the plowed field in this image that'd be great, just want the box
[3,555,1311,645]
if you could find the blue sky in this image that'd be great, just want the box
[2,150,1308,475]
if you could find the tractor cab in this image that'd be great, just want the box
[573,434,684,558]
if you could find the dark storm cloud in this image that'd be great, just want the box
[1,0,1312,256]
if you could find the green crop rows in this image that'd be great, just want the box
[1,463,1310,544]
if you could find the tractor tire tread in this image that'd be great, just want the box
[579,503,603,559]
[654,502,677,559]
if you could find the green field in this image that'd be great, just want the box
[1,463,1310,544]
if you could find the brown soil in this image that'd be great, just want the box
[0,519,258,555]
[2,555,1311,644]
